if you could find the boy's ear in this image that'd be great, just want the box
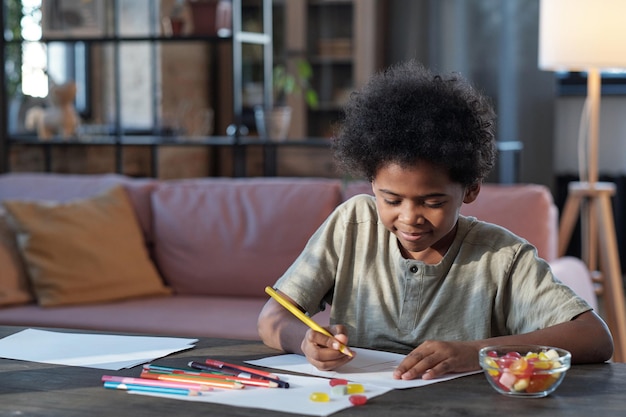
[463,183,481,204]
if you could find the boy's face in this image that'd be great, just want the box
[372,161,479,263]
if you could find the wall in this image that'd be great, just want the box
[554,96,626,176]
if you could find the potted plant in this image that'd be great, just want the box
[255,59,318,142]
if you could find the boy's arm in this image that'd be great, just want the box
[394,310,613,380]
[257,295,309,354]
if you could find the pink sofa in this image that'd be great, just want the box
[0,174,341,339]
[0,174,595,340]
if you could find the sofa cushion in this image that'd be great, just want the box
[0,295,263,339]
[460,183,558,261]
[0,173,156,245]
[3,185,171,307]
[0,211,34,306]
[152,178,343,297]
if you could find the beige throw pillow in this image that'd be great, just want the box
[3,185,171,307]
[0,211,34,306]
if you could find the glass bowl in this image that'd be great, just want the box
[478,345,571,398]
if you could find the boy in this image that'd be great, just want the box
[257,60,613,380]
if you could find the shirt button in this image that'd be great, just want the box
[410,265,418,273]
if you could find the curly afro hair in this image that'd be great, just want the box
[332,60,497,187]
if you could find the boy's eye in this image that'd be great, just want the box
[383,199,401,206]
[424,200,445,208]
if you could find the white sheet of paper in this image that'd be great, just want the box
[130,372,392,416]
[246,347,479,389]
[0,329,197,370]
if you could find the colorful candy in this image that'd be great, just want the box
[330,385,347,396]
[309,392,330,402]
[349,395,368,406]
[484,348,564,394]
[311,381,368,405]
[329,378,349,387]
[346,383,364,394]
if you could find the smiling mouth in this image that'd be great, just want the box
[397,230,428,242]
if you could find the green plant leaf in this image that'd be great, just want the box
[272,59,318,108]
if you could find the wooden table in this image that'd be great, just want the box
[0,326,623,416]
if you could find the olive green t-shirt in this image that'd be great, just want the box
[275,194,591,353]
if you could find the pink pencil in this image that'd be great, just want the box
[101,375,213,391]
[204,358,280,380]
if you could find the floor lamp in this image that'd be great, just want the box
[539,0,626,362]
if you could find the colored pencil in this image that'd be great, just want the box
[103,381,201,396]
[101,375,213,391]
[203,358,280,380]
[141,370,245,389]
[143,364,202,374]
[187,361,288,388]
[198,360,289,388]
[265,286,353,357]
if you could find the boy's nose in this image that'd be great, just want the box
[399,205,424,225]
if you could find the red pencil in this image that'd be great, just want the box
[204,358,280,380]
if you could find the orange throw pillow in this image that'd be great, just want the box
[0,211,34,306]
[3,185,171,307]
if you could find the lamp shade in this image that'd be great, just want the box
[539,0,626,71]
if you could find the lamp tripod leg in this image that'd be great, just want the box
[596,193,626,362]
[558,192,583,257]
[584,198,599,272]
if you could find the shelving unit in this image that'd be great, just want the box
[0,0,385,178]
[283,0,385,139]
[0,0,274,177]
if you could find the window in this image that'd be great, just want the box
[18,1,91,118]
[19,0,46,98]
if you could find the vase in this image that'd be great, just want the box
[254,106,292,142]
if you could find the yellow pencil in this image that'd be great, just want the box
[265,286,353,357]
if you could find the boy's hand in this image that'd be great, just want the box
[301,324,354,371]
[393,340,480,380]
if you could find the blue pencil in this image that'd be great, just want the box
[103,381,201,396]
